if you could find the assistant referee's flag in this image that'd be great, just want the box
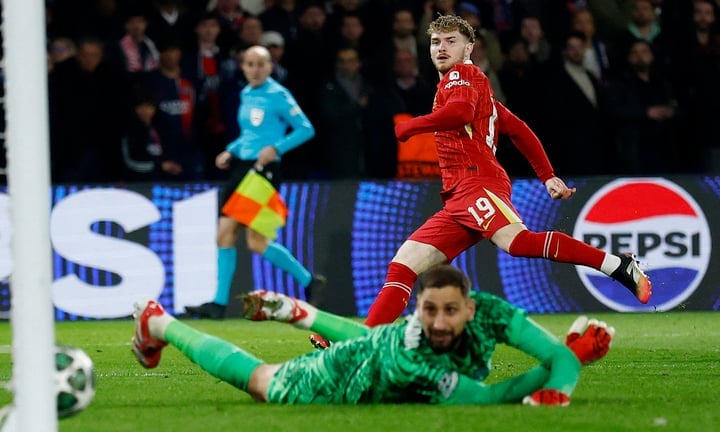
[221,169,288,240]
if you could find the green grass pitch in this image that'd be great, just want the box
[1,312,719,432]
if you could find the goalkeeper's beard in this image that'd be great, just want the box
[427,329,462,353]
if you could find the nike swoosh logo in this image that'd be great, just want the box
[481,215,496,230]
[553,241,560,259]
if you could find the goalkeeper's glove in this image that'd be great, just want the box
[565,316,615,365]
[522,389,570,407]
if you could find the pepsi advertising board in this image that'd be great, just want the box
[0,176,717,320]
[573,179,711,312]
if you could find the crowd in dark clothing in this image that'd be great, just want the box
[4,0,720,183]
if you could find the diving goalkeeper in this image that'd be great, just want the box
[132,265,613,406]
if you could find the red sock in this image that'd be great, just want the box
[508,230,605,269]
[365,262,417,327]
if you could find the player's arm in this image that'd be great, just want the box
[272,92,315,155]
[438,367,552,405]
[505,312,582,397]
[495,101,576,199]
[395,100,476,141]
[495,101,554,183]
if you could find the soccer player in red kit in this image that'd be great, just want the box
[363,15,652,327]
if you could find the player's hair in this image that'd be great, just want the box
[427,15,476,44]
[417,265,471,297]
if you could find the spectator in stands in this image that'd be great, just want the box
[48,37,77,70]
[374,8,435,88]
[331,13,380,81]
[49,37,128,183]
[260,30,289,84]
[145,0,193,50]
[121,94,167,181]
[210,0,245,54]
[239,0,267,16]
[377,49,438,179]
[479,0,524,37]
[520,15,552,66]
[497,36,543,128]
[282,3,332,179]
[605,39,678,175]
[141,42,204,181]
[542,31,607,176]
[116,9,160,75]
[259,0,299,44]
[571,7,612,85]
[325,0,370,39]
[610,0,668,74]
[318,47,375,179]
[182,12,230,180]
[671,0,720,173]
[219,46,249,146]
[470,32,506,104]
[496,36,544,177]
[458,1,504,72]
[586,0,635,47]
[237,15,264,49]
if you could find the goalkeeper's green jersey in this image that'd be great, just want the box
[267,291,580,404]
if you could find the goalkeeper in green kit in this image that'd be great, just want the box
[132,265,614,406]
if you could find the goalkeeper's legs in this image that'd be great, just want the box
[132,299,277,401]
[241,290,368,342]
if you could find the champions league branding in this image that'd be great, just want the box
[574,178,712,312]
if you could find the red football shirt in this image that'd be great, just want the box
[433,62,505,190]
[396,62,554,192]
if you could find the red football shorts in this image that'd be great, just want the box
[408,177,523,260]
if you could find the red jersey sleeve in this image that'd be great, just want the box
[495,101,555,183]
[395,100,475,141]
[395,63,489,141]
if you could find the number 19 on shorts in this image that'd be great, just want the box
[468,197,496,230]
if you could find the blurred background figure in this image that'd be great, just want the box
[49,37,128,183]
[116,8,160,75]
[48,36,77,73]
[145,0,193,50]
[141,42,204,181]
[470,32,506,104]
[571,7,611,85]
[318,47,374,179]
[519,15,552,66]
[182,12,230,180]
[260,30,289,84]
[541,31,607,176]
[605,39,678,175]
[121,94,166,181]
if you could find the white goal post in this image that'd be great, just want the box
[1,0,58,430]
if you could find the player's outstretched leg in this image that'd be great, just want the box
[132,300,170,369]
[507,230,652,304]
[610,253,652,304]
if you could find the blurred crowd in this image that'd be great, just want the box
[2,0,720,183]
